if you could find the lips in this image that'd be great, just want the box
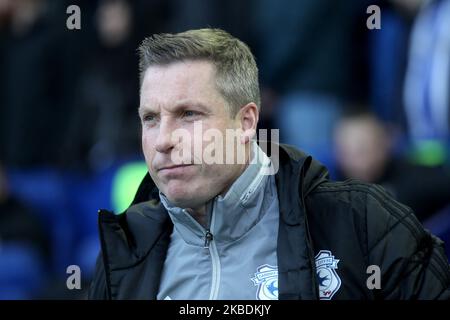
[157,164,193,172]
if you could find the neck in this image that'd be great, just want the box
[185,207,207,227]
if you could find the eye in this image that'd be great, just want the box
[142,113,158,126]
[183,110,198,118]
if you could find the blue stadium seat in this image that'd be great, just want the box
[0,243,45,299]
[6,168,74,275]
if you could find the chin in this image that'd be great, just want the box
[164,183,195,206]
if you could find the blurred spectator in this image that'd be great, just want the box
[390,0,424,15]
[167,0,251,39]
[334,109,450,221]
[0,0,69,167]
[61,0,141,171]
[251,0,371,175]
[368,0,411,126]
[403,0,450,164]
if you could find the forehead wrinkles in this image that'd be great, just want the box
[144,61,214,87]
[140,61,228,114]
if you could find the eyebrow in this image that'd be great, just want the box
[174,101,211,113]
[139,100,211,116]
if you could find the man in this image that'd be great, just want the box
[89,28,450,300]
[334,108,450,222]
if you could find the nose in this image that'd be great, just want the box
[155,118,176,153]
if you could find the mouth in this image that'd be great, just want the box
[158,164,194,172]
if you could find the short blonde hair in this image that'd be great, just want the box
[138,28,260,116]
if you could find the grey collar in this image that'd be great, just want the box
[159,141,273,246]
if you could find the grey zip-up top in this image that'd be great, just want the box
[157,142,280,300]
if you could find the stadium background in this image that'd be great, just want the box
[0,0,449,299]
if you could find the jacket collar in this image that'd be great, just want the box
[159,141,273,246]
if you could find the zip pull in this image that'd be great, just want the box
[204,230,213,248]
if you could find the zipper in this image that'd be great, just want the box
[181,207,221,300]
[204,230,213,247]
[206,204,221,300]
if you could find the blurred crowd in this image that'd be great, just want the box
[0,0,449,298]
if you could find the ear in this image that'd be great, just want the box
[236,102,259,145]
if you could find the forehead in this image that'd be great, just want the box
[140,60,222,110]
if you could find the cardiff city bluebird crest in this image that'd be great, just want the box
[251,264,278,300]
[315,250,341,300]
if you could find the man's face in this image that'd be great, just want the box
[139,60,245,210]
[335,118,389,182]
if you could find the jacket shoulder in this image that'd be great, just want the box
[309,179,425,249]
[306,179,450,299]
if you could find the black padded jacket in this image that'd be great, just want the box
[89,144,450,299]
